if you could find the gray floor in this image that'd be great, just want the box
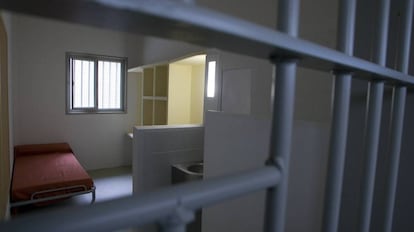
[14,166,133,216]
[87,166,133,203]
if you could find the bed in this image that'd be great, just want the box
[10,143,96,210]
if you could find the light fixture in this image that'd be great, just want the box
[207,61,216,98]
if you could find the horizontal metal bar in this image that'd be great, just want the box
[1,0,414,86]
[30,185,87,200]
[0,166,280,232]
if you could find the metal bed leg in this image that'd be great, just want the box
[358,1,390,232]
[264,0,299,232]
[322,0,356,232]
[91,186,96,204]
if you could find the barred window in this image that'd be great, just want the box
[66,53,127,114]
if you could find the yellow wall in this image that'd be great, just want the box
[190,64,205,124]
[168,64,192,125]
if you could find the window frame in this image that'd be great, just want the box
[66,52,128,114]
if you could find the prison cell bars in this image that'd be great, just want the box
[383,1,414,232]
[358,1,389,232]
[0,0,413,231]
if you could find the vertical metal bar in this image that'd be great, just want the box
[94,59,98,110]
[383,1,413,231]
[358,81,384,232]
[159,206,194,232]
[358,1,390,232]
[384,86,406,232]
[322,0,356,232]
[373,0,391,66]
[396,0,413,74]
[264,0,299,232]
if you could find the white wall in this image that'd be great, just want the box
[141,36,203,66]
[9,13,143,170]
[203,111,330,232]
[133,125,204,195]
[218,51,272,118]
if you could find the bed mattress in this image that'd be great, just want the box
[11,143,94,203]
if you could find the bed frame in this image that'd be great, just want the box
[10,143,96,210]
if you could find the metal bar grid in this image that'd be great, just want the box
[1,0,414,85]
[383,1,414,231]
[0,0,413,232]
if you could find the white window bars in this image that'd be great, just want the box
[66,52,127,114]
[1,0,413,232]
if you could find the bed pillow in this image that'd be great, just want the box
[14,143,73,157]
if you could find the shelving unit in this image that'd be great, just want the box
[140,55,206,126]
[142,64,169,125]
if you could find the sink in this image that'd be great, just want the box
[187,163,203,174]
[172,162,203,178]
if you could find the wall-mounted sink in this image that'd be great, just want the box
[187,163,203,174]
[172,162,203,183]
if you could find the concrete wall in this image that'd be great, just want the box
[9,13,144,170]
